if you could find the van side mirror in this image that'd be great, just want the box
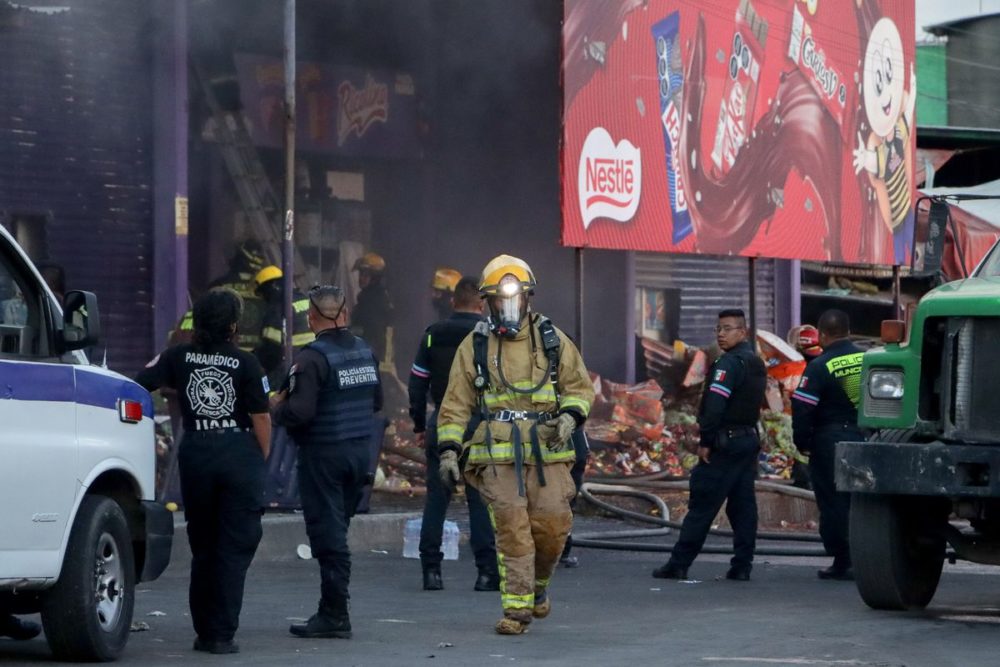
[62,290,100,351]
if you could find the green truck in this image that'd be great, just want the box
[836,240,1000,610]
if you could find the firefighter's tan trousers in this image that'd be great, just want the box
[467,462,575,622]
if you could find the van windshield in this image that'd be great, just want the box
[974,240,1000,278]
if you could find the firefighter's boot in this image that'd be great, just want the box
[532,588,551,619]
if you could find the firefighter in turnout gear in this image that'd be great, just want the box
[252,265,315,390]
[437,255,594,635]
[430,266,462,321]
[209,240,268,352]
[792,310,864,581]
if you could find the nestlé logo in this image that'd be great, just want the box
[578,127,642,229]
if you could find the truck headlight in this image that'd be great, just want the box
[869,370,904,399]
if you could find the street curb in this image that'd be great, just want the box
[167,511,421,571]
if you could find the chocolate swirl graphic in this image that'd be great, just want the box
[678,14,844,259]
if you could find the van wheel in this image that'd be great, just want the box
[42,496,135,662]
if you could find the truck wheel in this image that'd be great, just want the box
[41,496,135,661]
[850,493,945,610]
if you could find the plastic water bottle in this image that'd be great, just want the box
[442,520,460,561]
[403,518,422,559]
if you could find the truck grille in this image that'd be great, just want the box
[864,393,903,419]
[948,318,1000,442]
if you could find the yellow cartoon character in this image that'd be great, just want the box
[852,17,915,264]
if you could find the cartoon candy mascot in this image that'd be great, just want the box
[853,17,915,265]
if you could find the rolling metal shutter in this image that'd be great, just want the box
[635,253,776,347]
[0,2,154,377]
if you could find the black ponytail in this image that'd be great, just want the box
[192,289,243,350]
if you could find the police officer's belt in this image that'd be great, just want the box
[721,425,758,438]
[489,410,552,423]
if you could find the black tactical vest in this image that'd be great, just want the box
[304,335,379,444]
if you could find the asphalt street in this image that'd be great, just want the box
[3,530,1000,667]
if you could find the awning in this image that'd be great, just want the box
[920,179,1000,278]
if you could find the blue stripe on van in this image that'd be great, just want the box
[0,360,154,417]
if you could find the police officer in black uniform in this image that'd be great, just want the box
[652,308,766,581]
[136,289,271,655]
[792,309,864,581]
[408,276,498,592]
[272,285,382,639]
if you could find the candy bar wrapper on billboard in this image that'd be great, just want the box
[651,12,692,243]
[710,0,767,178]
[562,0,917,267]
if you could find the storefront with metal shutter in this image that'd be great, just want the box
[634,252,781,348]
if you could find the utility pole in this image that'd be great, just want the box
[282,0,296,366]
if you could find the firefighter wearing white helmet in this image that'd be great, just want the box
[436,254,595,635]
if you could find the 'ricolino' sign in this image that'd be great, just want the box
[234,54,420,159]
[561,0,916,266]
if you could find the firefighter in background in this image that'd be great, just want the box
[351,252,394,369]
[430,267,462,321]
[437,255,594,635]
[790,324,823,360]
[253,265,315,390]
[209,240,268,351]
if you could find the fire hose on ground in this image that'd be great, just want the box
[570,480,830,557]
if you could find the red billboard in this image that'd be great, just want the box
[562,0,917,265]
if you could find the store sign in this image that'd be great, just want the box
[235,55,420,159]
[561,0,916,266]
[578,127,642,229]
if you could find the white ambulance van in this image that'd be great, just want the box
[0,225,172,661]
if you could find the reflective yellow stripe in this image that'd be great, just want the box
[293,298,310,313]
[484,384,557,408]
[292,332,316,346]
[179,312,194,330]
[438,423,465,443]
[535,577,550,589]
[262,326,283,344]
[466,442,577,465]
[559,396,591,416]
[502,594,535,609]
[426,333,432,348]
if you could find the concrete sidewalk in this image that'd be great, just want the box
[168,507,421,569]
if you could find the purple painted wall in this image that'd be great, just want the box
[0,0,155,377]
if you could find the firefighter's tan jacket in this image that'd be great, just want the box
[437,313,594,466]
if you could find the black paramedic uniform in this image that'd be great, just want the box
[136,342,268,644]
[791,338,865,570]
[408,311,497,577]
[667,340,766,572]
[274,327,383,616]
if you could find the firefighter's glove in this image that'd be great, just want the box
[439,450,462,491]
[543,413,577,452]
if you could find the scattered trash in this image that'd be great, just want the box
[296,544,313,560]
[370,549,389,555]
[130,621,150,632]
[146,610,166,617]
[437,642,454,648]
[376,618,416,624]
[650,587,661,591]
